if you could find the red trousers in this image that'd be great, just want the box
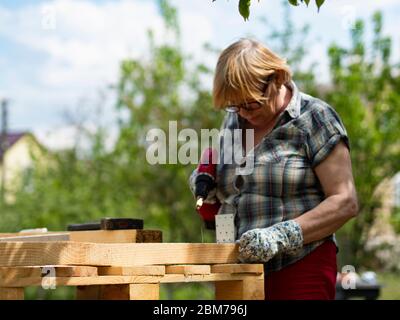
[264,240,337,300]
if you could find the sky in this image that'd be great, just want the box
[0,0,399,150]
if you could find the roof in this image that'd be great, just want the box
[0,132,27,159]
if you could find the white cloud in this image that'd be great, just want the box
[33,122,119,152]
[327,0,399,14]
[0,0,215,146]
[0,0,165,89]
[1,0,399,151]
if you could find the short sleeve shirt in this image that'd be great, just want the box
[215,81,350,272]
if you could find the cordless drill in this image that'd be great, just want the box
[194,148,221,230]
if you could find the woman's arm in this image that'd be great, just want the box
[238,140,358,263]
[294,140,359,245]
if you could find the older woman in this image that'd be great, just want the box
[190,38,358,300]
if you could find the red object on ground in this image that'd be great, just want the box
[264,240,338,300]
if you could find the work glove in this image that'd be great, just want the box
[238,220,304,263]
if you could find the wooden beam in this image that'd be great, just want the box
[98,266,165,276]
[0,242,238,267]
[0,273,263,287]
[69,230,162,243]
[76,284,160,300]
[211,264,263,274]
[0,230,162,244]
[0,265,97,279]
[0,287,24,300]
[215,279,265,300]
[165,265,211,275]
[134,230,163,243]
[0,234,69,242]
[76,285,101,300]
[129,284,159,300]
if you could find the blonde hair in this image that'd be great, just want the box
[213,38,292,111]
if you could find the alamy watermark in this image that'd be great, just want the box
[41,5,57,30]
[41,266,56,290]
[340,265,357,290]
[145,121,256,175]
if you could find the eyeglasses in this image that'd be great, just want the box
[225,100,263,113]
[224,76,272,113]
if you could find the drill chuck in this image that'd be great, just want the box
[194,174,215,201]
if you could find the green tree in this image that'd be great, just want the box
[0,0,221,299]
[263,0,317,95]
[324,12,400,267]
[113,0,222,244]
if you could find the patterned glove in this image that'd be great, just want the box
[238,220,304,263]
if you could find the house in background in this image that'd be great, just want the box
[0,132,45,202]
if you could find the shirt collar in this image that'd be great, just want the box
[285,81,301,119]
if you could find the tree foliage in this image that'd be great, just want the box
[324,12,400,266]
[212,0,326,21]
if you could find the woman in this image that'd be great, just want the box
[191,38,359,300]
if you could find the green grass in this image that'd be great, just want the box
[377,272,400,300]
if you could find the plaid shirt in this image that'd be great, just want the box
[214,81,350,272]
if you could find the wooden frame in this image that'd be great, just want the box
[0,231,264,300]
[0,263,264,300]
[0,242,238,267]
[0,230,162,244]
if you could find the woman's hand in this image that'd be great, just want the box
[238,220,304,263]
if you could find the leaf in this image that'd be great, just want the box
[304,0,310,6]
[316,0,325,12]
[239,0,251,21]
[288,0,299,6]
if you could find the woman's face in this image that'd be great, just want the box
[238,105,269,126]
[237,84,288,128]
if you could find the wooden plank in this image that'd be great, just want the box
[215,279,264,300]
[0,232,66,238]
[0,287,24,300]
[97,285,131,300]
[135,230,163,243]
[211,264,263,274]
[76,285,101,300]
[0,230,162,244]
[0,273,263,287]
[0,233,48,238]
[129,284,159,300]
[0,234,69,242]
[0,265,98,279]
[98,266,165,276]
[69,230,162,243]
[165,265,210,275]
[77,284,160,300]
[0,242,238,267]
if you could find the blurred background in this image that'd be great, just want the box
[0,0,399,299]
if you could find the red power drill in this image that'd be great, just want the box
[194,148,221,230]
